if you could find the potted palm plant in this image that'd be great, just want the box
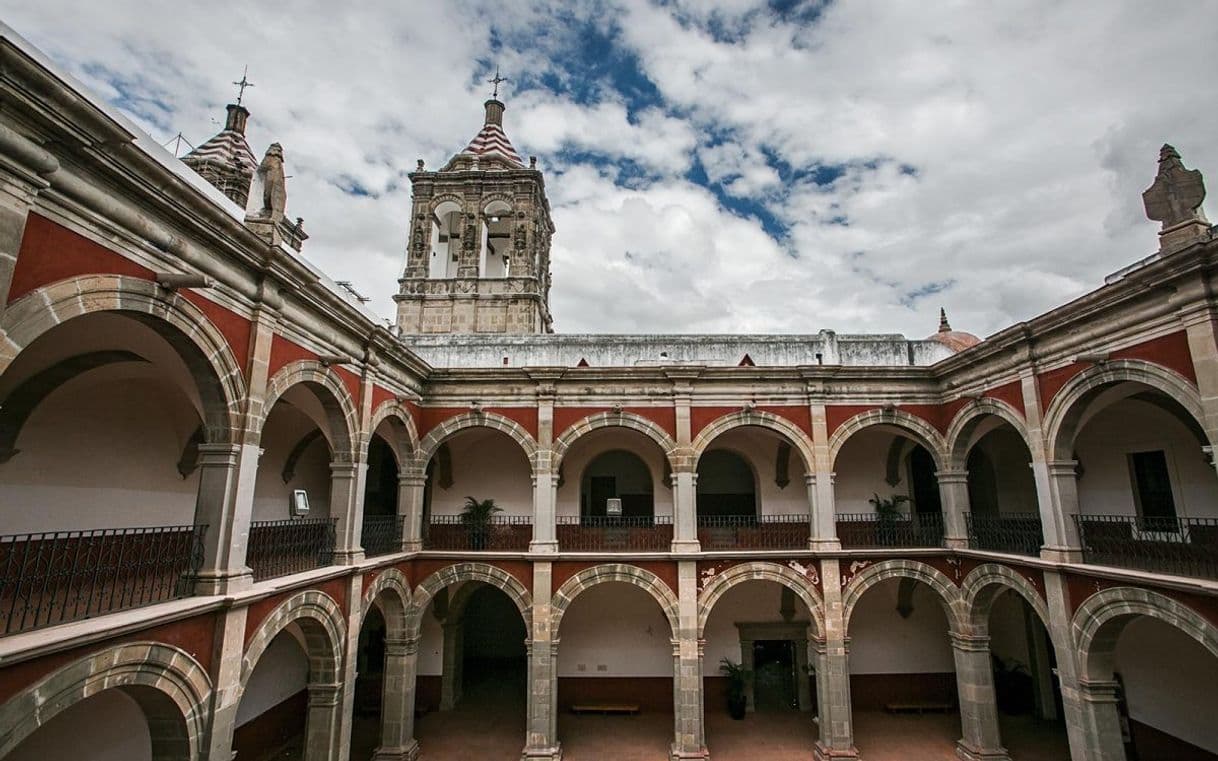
[461,496,502,550]
[869,493,909,546]
[720,658,750,719]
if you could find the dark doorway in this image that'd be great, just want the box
[461,585,528,704]
[697,449,757,518]
[909,446,942,515]
[753,640,797,711]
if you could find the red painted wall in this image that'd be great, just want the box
[8,214,154,304]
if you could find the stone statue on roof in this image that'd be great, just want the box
[247,142,287,223]
[1143,144,1207,229]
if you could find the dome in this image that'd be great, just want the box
[928,308,982,351]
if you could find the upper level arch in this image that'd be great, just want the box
[828,408,947,471]
[259,360,360,460]
[428,198,465,279]
[1041,360,1210,462]
[368,399,420,468]
[0,275,245,444]
[944,398,1032,470]
[416,411,538,470]
[362,567,411,635]
[552,411,678,473]
[240,589,346,693]
[691,410,815,473]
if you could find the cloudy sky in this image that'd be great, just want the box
[3,1,1215,338]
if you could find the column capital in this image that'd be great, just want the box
[949,631,991,652]
[1078,678,1121,704]
[307,681,343,707]
[1046,460,1079,476]
[194,442,242,467]
[384,636,420,656]
[398,473,427,487]
[935,468,970,484]
[330,460,364,477]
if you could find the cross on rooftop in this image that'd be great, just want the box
[232,66,254,106]
[487,66,509,99]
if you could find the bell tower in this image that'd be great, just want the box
[395,94,555,334]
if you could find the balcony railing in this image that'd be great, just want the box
[1074,514,1218,579]
[247,518,336,581]
[836,512,945,549]
[966,513,1043,556]
[697,515,808,550]
[362,515,405,557]
[424,515,532,551]
[0,525,206,635]
[557,515,674,551]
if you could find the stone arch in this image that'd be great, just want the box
[960,563,1050,634]
[829,408,948,470]
[1073,586,1218,682]
[368,399,420,467]
[240,589,346,692]
[1043,359,1210,462]
[551,563,680,638]
[416,411,539,470]
[0,641,212,760]
[944,398,1033,470]
[260,360,360,459]
[429,194,465,214]
[697,561,825,639]
[842,559,965,634]
[552,411,679,472]
[406,562,533,640]
[481,195,514,215]
[362,567,411,635]
[691,410,816,472]
[0,275,246,444]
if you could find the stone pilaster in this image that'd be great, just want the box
[440,619,464,710]
[672,470,700,551]
[373,636,421,760]
[523,561,562,759]
[1043,571,1093,760]
[306,681,345,761]
[671,561,708,759]
[192,443,254,594]
[202,605,248,761]
[1020,372,1081,562]
[808,401,841,549]
[1179,298,1218,454]
[330,459,368,564]
[1077,679,1128,761]
[532,385,559,552]
[335,572,363,761]
[0,159,46,310]
[813,558,858,760]
[397,469,427,551]
[950,632,1010,761]
[936,468,971,549]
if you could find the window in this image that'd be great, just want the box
[1127,450,1177,529]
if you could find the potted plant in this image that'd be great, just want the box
[720,658,750,720]
[461,496,502,550]
[869,493,910,546]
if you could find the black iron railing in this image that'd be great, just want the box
[362,515,405,557]
[557,515,674,551]
[966,513,1043,556]
[0,525,206,635]
[247,518,336,581]
[697,514,808,550]
[836,512,944,549]
[1074,514,1218,579]
[424,515,532,551]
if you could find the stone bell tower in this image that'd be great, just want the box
[395,94,555,334]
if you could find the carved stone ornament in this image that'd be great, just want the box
[248,142,287,223]
[1143,144,1207,229]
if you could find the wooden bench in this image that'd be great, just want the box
[883,701,954,714]
[570,703,640,716]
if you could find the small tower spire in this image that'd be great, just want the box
[938,307,952,333]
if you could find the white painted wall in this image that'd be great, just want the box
[834,428,908,515]
[987,590,1033,668]
[703,581,812,667]
[236,629,310,726]
[418,583,459,676]
[847,578,955,674]
[700,428,810,516]
[1076,398,1218,519]
[6,688,151,761]
[975,427,1039,514]
[0,369,201,533]
[557,428,673,518]
[251,402,332,522]
[556,582,673,677]
[430,429,533,517]
[1115,616,1218,752]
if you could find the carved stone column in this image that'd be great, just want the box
[1041,460,1083,561]
[523,561,561,759]
[671,561,708,759]
[1043,571,1092,760]
[1078,679,1128,761]
[373,636,421,761]
[192,442,254,594]
[936,468,971,549]
[330,459,368,564]
[531,467,559,552]
[814,558,858,760]
[951,633,1010,761]
[440,620,464,710]
[671,469,701,552]
[305,681,344,761]
[397,469,426,551]
[202,606,248,761]
[808,400,841,549]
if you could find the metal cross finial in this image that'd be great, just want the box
[488,66,509,99]
[232,65,255,106]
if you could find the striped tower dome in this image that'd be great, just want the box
[182,104,258,207]
[443,99,525,170]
